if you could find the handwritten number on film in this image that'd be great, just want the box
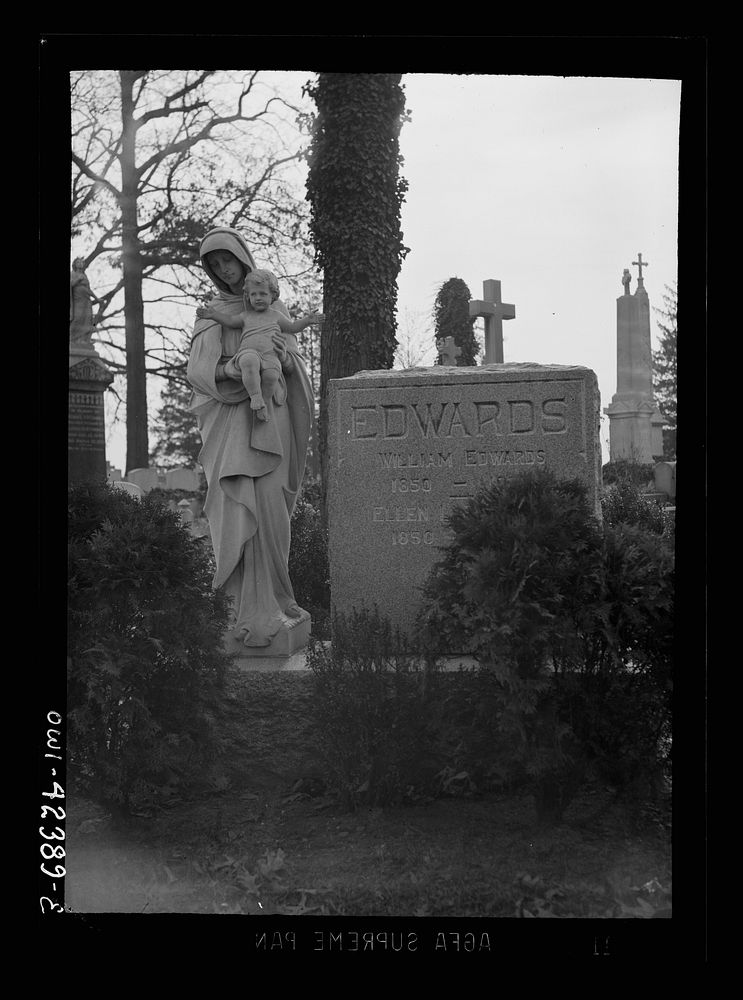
[40,712,65,913]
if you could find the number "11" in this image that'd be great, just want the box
[593,936,610,956]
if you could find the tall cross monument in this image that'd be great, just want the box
[468,279,516,363]
[633,252,648,288]
[604,253,664,463]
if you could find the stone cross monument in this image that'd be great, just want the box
[603,254,664,464]
[633,252,648,286]
[468,279,516,364]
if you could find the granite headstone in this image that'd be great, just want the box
[328,363,602,636]
[125,468,160,493]
[112,480,144,500]
[653,460,676,499]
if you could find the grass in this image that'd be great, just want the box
[64,774,671,919]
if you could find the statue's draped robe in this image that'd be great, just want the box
[70,270,94,342]
[188,282,313,646]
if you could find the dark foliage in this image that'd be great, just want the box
[562,522,674,812]
[601,458,675,546]
[150,365,203,470]
[652,282,678,460]
[602,479,667,534]
[433,277,480,366]
[601,459,656,488]
[416,468,673,824]
[307,606,436,810]
[289,478,330,636]
[67,481,233,817]
[417,469,603,665]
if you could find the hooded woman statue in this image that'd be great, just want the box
[70,257,100,344]
[187,227,314,648]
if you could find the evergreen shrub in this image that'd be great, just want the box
[601,459,656,488]
[601,478,667,536]
[416,468,674,824]
[67,481,233,816]
[422,666,526,799]
[306,606,437,809]
[148,481,207,512]
[564,522,674,804]
[433,276,480,365]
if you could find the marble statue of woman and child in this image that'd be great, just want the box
[187,227,324,652]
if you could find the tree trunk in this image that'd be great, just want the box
[318,314,388,512]
[120,72,149,473]
[306,73,408,523]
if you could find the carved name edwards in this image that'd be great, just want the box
[350,397,568,439]
[328,364,601,636]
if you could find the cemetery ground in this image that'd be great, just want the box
[65,771,671,919]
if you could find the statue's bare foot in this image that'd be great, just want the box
[285,603,303,619]
[250,395,269,421]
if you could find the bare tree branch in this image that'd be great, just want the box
[71,69,315,468]
[71,152,122,201]
[135,71,214,125]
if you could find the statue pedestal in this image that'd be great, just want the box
[223,609,312,660]
[68,343,114,484]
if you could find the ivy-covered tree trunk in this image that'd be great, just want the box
[305,73,409,512]
[433,277,480,366]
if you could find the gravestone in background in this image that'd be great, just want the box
[69,258,114,484]
[436,336,461,366]
[112,480,144,500]
[654,460,676,499]
[165,467,202,491]
[126,468,160,493]
[328,363,602,637]
[68,346,114,484]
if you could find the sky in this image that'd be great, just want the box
[395,74,681,462]
[102,71,681,472]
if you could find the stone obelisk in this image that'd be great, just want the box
[604,254,664,463]
[68,258,114,483]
